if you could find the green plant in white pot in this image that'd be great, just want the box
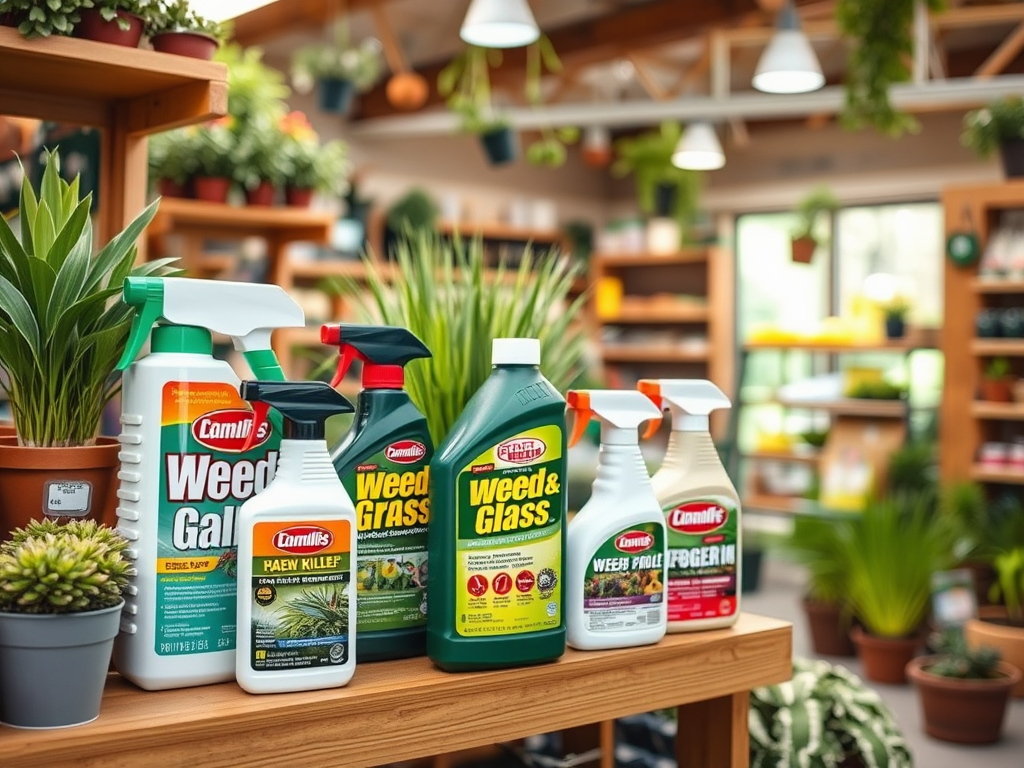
[0,150,178,536]
[0,519,129,728]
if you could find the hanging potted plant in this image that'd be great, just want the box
[292,25,383,116]
[522,36,579,169]
[0,150,179,534]
[190,117,235,203]
[883,295,911,340]
[233,120,288,206]
[980,357,1015,403]
[279,111,350,207]
[0,519,129,728]
[790,186,838,264]
[962,97,1024,179]
[148,127,198,198]
[76,0,153,48]
[7,0,84,38]
[146,0,224,60]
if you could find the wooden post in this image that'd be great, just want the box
[676,692,750,768]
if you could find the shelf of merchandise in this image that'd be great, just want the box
[742,450,821,465]
[744,340,928,354]
[601,346,709,363]
[772,398,909,418]
[942,181,1024,483]
[436,220,563,243]
[604,304,709,323]
[592,250,710,267]
[970,465,1024,485]
[0,615,791,768]
[0,28,227,246]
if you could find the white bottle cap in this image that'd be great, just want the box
[493,338,540,366]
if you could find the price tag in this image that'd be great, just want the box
[44,481,92,517]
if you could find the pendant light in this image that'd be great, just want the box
[752,1,824,94]
[460,0,540,48]
[672,123,725,171]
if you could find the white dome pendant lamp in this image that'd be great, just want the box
[460,0,540,49]
[672,123,725,171]
[752,1,824,94]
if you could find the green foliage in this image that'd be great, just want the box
[886,442,936,497]
[215,44,289,127]
[962,97,1024,159]
[986,356,1012,380]
[750,657,912,768]
[786,516,849,605]
[148,128,198,185]
[146,0,225,40]
[190,121,235,178]
[927,628,1003,679]
[791,186,838,242]
[0,150,179,446]
[845,380,907,400]
[836,0,945,136]
[11,0,85,38]
[386,189,438,235]
[291,23,383,94]
[523,37,579,168]
[0,519,129,614]
[438,45,509,135]
[882,295,912,321]
[92,0,158,31]
[273,583,348,639]
[231,120,289,189]
[281,136,349,196]
[992,545,1024,627]
[330,232,587,444]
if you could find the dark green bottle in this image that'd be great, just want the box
[427,338,567,671]
[324,324,433,662]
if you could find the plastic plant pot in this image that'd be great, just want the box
[75,9,144,48]
[318,78,355,115]
[479,126,518,166]
[151,31,219,60]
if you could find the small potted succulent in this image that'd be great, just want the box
[790,186,838,264]
[0,519,130,728]
[146,0,224,60]
[292,25,383,115]
[883,295,911,340]
[148,127,198,198]
[190,117,236,203]
[232,120,288,206]
[7,0,85,37]
[962,96,1024,178]
[907,629,1021,743]
[76,0,155,47]
[981,357,1014,403]
[279,111,350,207]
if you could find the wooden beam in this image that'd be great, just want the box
[933,3,1024,30]
[370,3,407,74]
[125,80,228,136]
[673,38,713,97]
[231,0,387,47]
[628,54,670,101]
[976,21,1024,79]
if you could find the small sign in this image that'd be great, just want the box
[44,481,92,517]
[931,569,978,629]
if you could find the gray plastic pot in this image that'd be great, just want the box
[0,601,122,728]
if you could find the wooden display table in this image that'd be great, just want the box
[1,614,790,768]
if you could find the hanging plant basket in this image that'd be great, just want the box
[318,78,356,115]
[479,126,518,166]
[75,10,144,48]
[791,236,817,264]
[151,31,219,61]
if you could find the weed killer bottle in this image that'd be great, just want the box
[427,339,567,671]
[565,390,667,650]
[639,380,741,633]
[235,381,357,694]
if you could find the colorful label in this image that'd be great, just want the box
[156,381,278,656]
[249,520,352,671]
[342,440,431,634]
[455,426,563,637]
[583,523,665,632]
[664,497,739,622]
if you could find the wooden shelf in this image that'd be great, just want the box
[744,450,821,465]
[605,304,709,323]
[149,199,336,240]
[437,221,562,243]
[971,401,1024,420]
[774,398,908,418]
[971,339,1024,356]
[601,345,709,363]
[0,615,791,768]
[744,340,926,353]
[743,493,807,515]
[593,251,709,268]
[970,465,1024,485]
[972,278,1024,294]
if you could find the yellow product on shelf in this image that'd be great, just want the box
[596,276,624,320]
[755,431,794,453]
[843,367,885,396]
[848,294,885,344]
[808,316,857,346]
[746,324,802,345]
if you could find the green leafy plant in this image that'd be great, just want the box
[991,545,1024,627]
[882,295,912,321]
[438,45,510,135]
[386,188,438,235]
[231,120,289,190]
[10,0,85,37]
[799,428,829,448]
[786,516,849,605]
[926,628,1003,679]
[330,232,587,444]
[281,139,349,196]
[291,23,383,94]
[190,119,235,178]
[148,128,198,186]
[791,186,838,242]
[846,380,907,400]
[146,0,225,40]
[215,44,289,128]
[886,442,936,498]
[274,583,348,639]
[91,0,158,31]
[985,356,1012,380]
[0,151,179,446]
[962,97,1024,158]
[523,36,579,168]
[750,657,912,768]
[0,519,129,614]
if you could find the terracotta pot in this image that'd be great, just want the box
[791,236,817,264]
[245,181,276,207]
[157,178,189,199]
[150,31,219,60]
[285,187,314,208]
[906,656,1021,743]
[0,424,14,439]
[965,608,1024,697]
[0,437,120,537]
[803,598,855,657]
[851,626,919,684]
[75,9,144,48]
[981,377,1014,403]
[193,177,231,204]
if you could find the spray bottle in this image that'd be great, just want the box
[235,380,357,694]
[565,390,667,650]
[639,380,740,632]
[322,323,433,662]
[113,277,304,690]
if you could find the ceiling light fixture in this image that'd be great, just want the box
[187,0,277,23]
[460,0,540,49]
[672,123,725,171]
[752,1,825,94]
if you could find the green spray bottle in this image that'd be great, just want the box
[322,323,433,661]
[427,338,567,671]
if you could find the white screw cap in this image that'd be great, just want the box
[493,338,540,366]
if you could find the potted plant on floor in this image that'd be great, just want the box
[981,357,1014,403]
[292,25,383,115]
[790,186,838,264]
[146,0,223,60]
[840,494,957,684]
[279,111,350,207]
[148,127,197,198]
[76,0,153,47]
[190,118,235,203]
[963,96,1024,179]
[7,0,84,38]
[0,519,129,728]
[0,150,179,534]
[883,296,911,340]
[907,629,1021,744]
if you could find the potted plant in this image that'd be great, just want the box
[292,26,383,115]
[7,0,84,38]
[0,150,178,534]
[522,36,579,169]
[387,188,438,238]
[907,629,1021,743]
[0,519,129,728]
[840,494,957,683]
[981,356,1014,403]
[962,96,1024,178]
[790,186,838,264]
[883,295,911,339]
[148,127,197,198]
[146,0,223,60]
[76,0,153,47]
[279,111,350,207]
[232,120,289,206]
[190,118,235,203]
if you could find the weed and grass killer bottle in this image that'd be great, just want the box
[322,323,433,662]
[565,390,667,650]
[235,380,357,694]
[427,339,567,671]
[113,276,304,690]
[639,379,740,632]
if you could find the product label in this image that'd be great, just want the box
[342,440,431,634]
[44,481,92,516]
[583,523,665,632]
[455,426,564,637]
[664,497,739,622]
[156,381,279,656]
[249,520,352,671]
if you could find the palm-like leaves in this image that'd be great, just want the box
[274,583,349,639]
[0,151,179,446]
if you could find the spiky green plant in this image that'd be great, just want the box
[331,231,588,444]
[927,629,1003,679]
[991,547,1024,627]
[750,658,912,768]
[786,516,849,605]
[0,519,129,614]
[0,150,178,446]
[275,583,349,639]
